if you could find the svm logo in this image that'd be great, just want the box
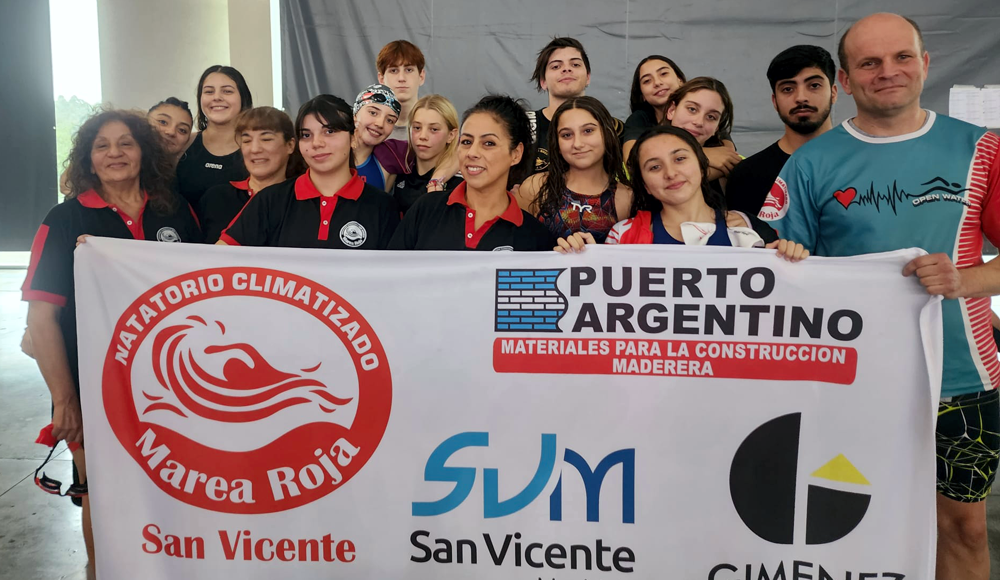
[412,432,634,523]
[729,412,871,545]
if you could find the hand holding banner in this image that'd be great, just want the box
[75,240,939,579]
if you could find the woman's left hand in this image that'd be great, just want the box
[767,239,809,262]
[554,232,596,253]
[76,234,93,247]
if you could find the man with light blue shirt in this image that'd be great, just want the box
[761,13,1000,579]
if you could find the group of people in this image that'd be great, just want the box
[16,10,1000,580]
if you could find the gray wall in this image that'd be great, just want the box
[0,1,57,250]
[281,0,1000,156]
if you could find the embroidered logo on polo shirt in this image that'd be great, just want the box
[156,227,181,242]
[340,221,367,247]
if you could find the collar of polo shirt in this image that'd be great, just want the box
[446,182,524,226]
[294,169,365,201]
[77,189,149,208]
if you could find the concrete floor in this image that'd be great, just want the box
[0,269,87,580]
[2,267,1000,578]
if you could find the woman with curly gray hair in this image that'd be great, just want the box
[21,108,201,578]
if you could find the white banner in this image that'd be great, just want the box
[76,238,941,579]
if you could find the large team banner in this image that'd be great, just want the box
[75,238,941,579]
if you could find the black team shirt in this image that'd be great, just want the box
[176,133,249,207]
[388,182,555,251]
[221,170,400,249]
[21,190,202,388]
[199,178,254,243]
[393,169,463,215]
[724,141,791,215]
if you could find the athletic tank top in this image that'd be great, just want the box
[652,209,732,246]
[356,153,386,191]
[539,184,619,243]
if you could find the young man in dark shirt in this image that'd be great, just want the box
[726,45,838,215]
[526,37,623,175]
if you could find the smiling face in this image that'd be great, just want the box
[666,89,724,145]
[556,108,605,171]
[240,128,294,182]
[148,103,193,155]
[637,133,704,208]
[458,112,523,192]
[772,66,836,135]
[298,114,352,176]
[91,120,143,187]
[200,72,243,126]
[354,104,398,147]
[540,47,591,99]
[638,59,683,108]
[410,108,456,162]
[377,62,426,104]
[838,14,928,118]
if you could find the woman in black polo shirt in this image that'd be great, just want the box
[176,65,253,207]
[218,94,399,249]
[389,94,554,251]
[22,109,201,577]
[199,107,303,242]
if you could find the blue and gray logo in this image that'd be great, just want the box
[494,269,568,332]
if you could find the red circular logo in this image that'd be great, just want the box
[102,267,392,513]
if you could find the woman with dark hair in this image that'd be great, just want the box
[351,83,401,192]
[622,55,687,162]
[176,65,253,206]
[199,106,303,242]
[218,94,399,249]
[557,126,804,257]
[388,94,554,251]
[58,97,195,195]
[576,125,809,255]
[148,97,194,164]
[664,77,743,191]
[517,96,631,243]
[21,109,201,577]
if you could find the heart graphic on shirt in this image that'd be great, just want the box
[833,187,857,208]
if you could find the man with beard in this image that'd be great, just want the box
[526,37,623,175]
[726,46,837,214]
[763,14,1000,579]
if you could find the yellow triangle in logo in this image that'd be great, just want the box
[811,454,870,485]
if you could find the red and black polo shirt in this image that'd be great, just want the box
[387,181,556,251]
[199,178,255,243]
[220,170,400,249]
[21,189,202,390]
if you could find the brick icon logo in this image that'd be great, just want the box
[494,269,568,332]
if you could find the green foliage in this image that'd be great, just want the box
[54,95,98,200]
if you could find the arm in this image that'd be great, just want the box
[429,151,460,192]
[27,301,83,443]
[623,140,636,165]
[516,173,544,214]
[705,146,742,178]
[613,184,633,220]
[903,133,1000,298]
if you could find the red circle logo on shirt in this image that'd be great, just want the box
[102,267,392,513]
[759,177,789,221]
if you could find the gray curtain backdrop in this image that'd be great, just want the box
[280,0,1000,156]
